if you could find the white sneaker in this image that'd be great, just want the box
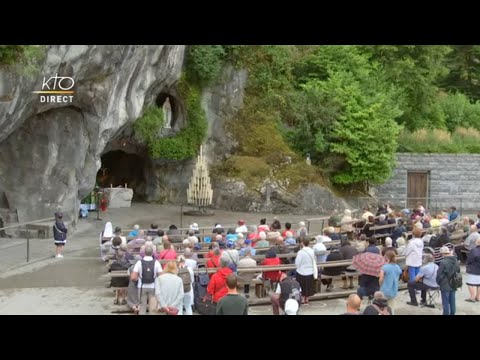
[56,254,63,258]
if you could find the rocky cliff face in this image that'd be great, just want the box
[0,46,357,224]
[0,45,185,223]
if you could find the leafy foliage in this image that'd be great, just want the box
[398,127,480,153]
[135,79,207,160]
[0,45,46,76]
[360,45,452,130]
[185,46,226,86]
[441,45,480,101]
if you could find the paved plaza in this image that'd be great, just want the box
[0,204,478,315]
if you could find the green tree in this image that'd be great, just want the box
[361,45,452,130]
[441,45,480,101]
[307,71,402,185]
[185,45,226,86]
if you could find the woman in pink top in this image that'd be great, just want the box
[159,240,177,261]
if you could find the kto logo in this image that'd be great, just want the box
[33,73,75,103]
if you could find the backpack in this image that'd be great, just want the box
[289,287,301,304]
[178,267,192,293]
[449,270,463,290]
[141,259,155,284]
[372,304,391,315]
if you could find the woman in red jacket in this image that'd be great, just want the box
[206,247,222,278]
[261,249,282,284]
[207,258,233,303]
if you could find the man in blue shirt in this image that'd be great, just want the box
[449,206,459,222]
[406,253,439,306]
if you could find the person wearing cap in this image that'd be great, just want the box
[239,239,256,257]
[188,223,200,235]
[53,211,68,258]
[270,272,302,315]
[406,253,438,307]
[362,291,393,315]
[436,246,461,315]
[221,239,240,269]
[284,299,299,315]
[212,224,225,234]
[236,220,248,233]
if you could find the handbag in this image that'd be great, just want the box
[164,306,179,316]
[305,249,318,280]
[401,267,409,283]
[197,267,210,286]
[196,293,217,315]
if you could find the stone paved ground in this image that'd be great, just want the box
[0,203,478,315]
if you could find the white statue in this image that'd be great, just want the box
[306,153,311,166]
[163,97,172,129]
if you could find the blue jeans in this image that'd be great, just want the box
[408,266,420,282]
[441,290,456,315]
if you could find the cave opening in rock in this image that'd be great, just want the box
[156,92,177,128]
[97,150,147,201]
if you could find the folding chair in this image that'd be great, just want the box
[421,287,440,308]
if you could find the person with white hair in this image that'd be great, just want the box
[381,237,397,256]
[256,231,269,248]
[313,235,328,262]
[235,232,245,247]
[406,253,438,307]
[187,235,199,244]
[128,224,140,237]
[284,231,296,246]
[183,248,198,269]
[340,209,353,233]
[297,221,308,236]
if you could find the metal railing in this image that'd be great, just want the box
[0,217,55,265]
[354,196,480,216]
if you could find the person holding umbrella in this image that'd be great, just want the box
[352,251,385,299]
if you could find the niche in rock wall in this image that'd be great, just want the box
[155,92,178,129]
[97,150,147,201]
